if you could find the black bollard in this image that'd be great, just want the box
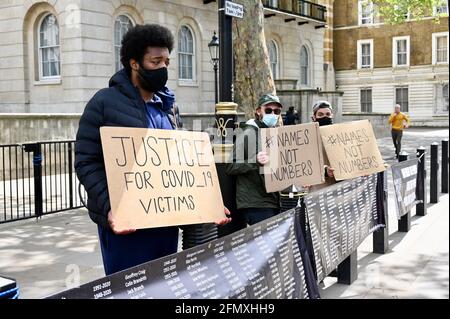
[373,171,389,254]
[441,139,448,194]
[337,251,358,285]
[430,142,439,203]
[398,151,411,232]
[24,143,43,219]
[416,147,427,216]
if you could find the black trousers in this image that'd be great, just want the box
[239,208,280,226]
[391,129,403,157]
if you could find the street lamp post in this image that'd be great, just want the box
[208,29,246,237]
[180,32,221,250]
[208,31,220,104]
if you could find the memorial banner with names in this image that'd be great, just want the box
[260,123,325,193]
[391,159,421,219]
[47,208,320,299]
[304,174,382,282]
[319,120,386,181]
[100,127,225,230]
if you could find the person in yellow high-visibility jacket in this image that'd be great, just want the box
[388,104,411,158]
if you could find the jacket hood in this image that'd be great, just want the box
[240,119,268,130]
[155,86,175,113]
[109,69,140,100]
[245,119,259,129]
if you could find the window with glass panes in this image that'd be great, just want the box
[361,43,371,68]
[300,46,309,86]
[114,15,133,72]
[38,14,60,79]
[178,26,195,80]
[444,84,449,111]
[396,87,409,112]
[436,35,448,63]
[396,39,407,65]
[360,88,372,112]
[435,0,449,14]
[359,1,373,24]
[268,40,279,79]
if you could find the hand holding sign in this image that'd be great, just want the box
[217,207,232,226]
[108,210,136,235]
[108,207,231,234]
[325,166,335,178]
[256,151,270,166]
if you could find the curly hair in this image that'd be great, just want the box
[120,24,174,75]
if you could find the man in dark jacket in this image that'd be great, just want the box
[75,24,228,275]
[226,94,283,225]
[283,106,299,125]
[310,100,336,190]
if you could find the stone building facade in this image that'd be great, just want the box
[334,0,449,126]
[0,0,331,118]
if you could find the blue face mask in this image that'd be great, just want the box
[262,114,278,127]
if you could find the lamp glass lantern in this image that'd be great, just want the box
[208,31,220,64]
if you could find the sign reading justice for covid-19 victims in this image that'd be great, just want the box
[100,127,226,230]
[319,120,386,181]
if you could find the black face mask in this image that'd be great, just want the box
[137,65,168,93]
[316,117,333,126]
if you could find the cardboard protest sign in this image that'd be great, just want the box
[100,127,225,230]
[260,123,325,193]
[319,120,385,181]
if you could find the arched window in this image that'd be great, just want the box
[268,40,280,79]
[178,25,195,81]
[114,15,133,71]
[300,46,309,86]
[38,14,60,79]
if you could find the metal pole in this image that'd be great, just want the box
[68,142,74,208]
[337,251,358,285]
[182,1,235,248]
[373,171,389,254]
[416,146,427,216]
[430,142,439,203]
[219,0,233,102]
[214,62,219,104]
[34,145,43,218]
[442,139,449,194]
[214,102,247,237]
[398,151,410,232]
[24,143,43,219]
[215,1,246,236]
[337,166,359,283]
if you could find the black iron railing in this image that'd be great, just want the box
[0,141,87,223]
[262,0,327,22]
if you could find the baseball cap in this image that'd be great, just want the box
[258,93,283,108]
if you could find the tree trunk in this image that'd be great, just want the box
[233,0,276,120]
